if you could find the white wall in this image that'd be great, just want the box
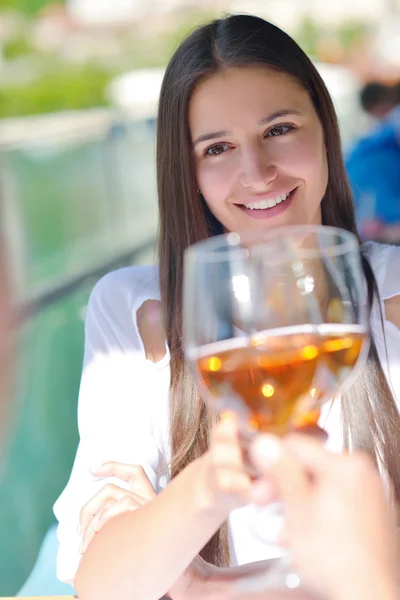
[67,0,148,25]
[228,0,400,30]
[68,0,400,28]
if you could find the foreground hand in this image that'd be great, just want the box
[79,461,156,553]
[250,434,398,600]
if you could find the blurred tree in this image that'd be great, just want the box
[337,21,370,51]
[3,34,34,59]
[0,63,110,117]
[294,16,370,63]
[0,0,61,16]
[295,17,320,57]
[121,8,220,70]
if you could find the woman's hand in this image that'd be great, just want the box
[194,413,275,518]
[79,461,156,554]
[250,434,399,600]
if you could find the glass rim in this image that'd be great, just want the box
[185,225,360,263]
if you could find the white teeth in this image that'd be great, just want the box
[244,193,289,210]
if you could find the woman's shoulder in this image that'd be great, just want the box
[88,264,160,317]
[362,241,400,299]
[83,264,162,356]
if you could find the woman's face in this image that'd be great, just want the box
[189,65,328,233]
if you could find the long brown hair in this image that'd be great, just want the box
[157,14,400,566]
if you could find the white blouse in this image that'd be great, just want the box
[54,241,400,585]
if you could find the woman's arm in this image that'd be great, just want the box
[78,461,287,600]
[75,457,225,600]
[75,416,263,600]
[59,276,277,600]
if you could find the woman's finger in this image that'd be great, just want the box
[79,483,134,534]
[248,478,276,506]
[210,438,245,472]
[81,495,143,554]
[97,495,141,530]
[294,424,327,442]
[215,468,253,507]
[90,461,156,498]
[211,414,246,470]
[283,433,340,476]
[81,498,114,553]
[250,435,311,510]
[83,489,147,539]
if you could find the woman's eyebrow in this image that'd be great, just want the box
[192,130,230,147]
[258,108,302,125]
[192,109,302,147]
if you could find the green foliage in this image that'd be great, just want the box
[0,6,370,118]
[294,16,370,57]
[336,20,370,49]
[0,0,61,16]
[2,34,34,60]
[295,17,320,57]
[0,63,111,117]
[0,6,223,117]
[121,8,221,69]
[164,8,219,55]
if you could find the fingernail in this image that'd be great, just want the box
[253,435,282,465]
[79,541,84,554]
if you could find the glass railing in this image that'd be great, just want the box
[0,111,159,595]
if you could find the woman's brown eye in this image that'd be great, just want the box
[206,143,229,156]
[267,125,292,137]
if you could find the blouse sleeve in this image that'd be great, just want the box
[364,242,400,404]
[53,267,166,585]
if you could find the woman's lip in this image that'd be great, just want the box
[236,188,297,220]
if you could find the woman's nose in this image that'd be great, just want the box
[239,147,278,190]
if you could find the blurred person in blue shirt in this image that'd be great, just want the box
[386,82,400,135]
[359,81,395,121]
[359,81,400,134]
[346,81,400,240]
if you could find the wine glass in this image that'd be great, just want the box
[183,225,370,591]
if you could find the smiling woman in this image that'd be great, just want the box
[53,13,400,600]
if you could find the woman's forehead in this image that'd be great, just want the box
[189,66,313,134]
